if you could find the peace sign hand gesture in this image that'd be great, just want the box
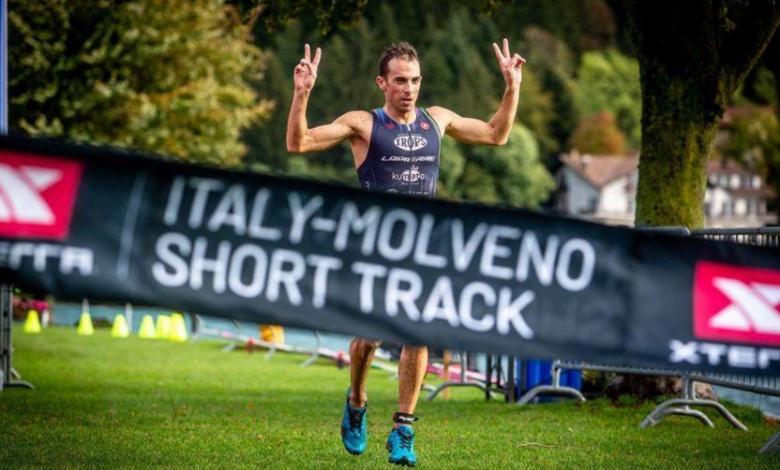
[293,44,322,93]
[492,38,526,90]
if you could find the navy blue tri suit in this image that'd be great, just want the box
[357,107,441,197]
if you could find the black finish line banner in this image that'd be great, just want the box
[1,135,780,375]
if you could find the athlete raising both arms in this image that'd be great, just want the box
[286,39,525,467]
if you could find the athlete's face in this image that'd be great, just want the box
[377,58,422,115]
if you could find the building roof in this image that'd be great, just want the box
[707,158,754,176]
[559,151,639,188]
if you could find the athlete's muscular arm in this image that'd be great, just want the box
[286,45,363,153]
[428,38,525,146]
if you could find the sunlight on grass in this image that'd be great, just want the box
[0,327,776,468]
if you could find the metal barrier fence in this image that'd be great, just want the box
[0,284,33,391]
[515,227,780,453]
[692,227,780,247]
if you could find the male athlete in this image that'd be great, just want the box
[286,40,525,466]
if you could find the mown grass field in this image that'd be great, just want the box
[0,327,777,468]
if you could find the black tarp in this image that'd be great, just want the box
[1,135,779,375]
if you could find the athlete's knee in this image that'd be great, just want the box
[351,337,382,351]
[401,344,428,356]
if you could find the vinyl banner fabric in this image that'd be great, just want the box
[1,135,779,375]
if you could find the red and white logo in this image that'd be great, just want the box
[0,150,82,240]
[694,261,780,346]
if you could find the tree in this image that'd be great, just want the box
[576,49,641,148]
[437,137,467,199]
[457,126,555,208]
[487,0,618,58]
[9,0,270,166]
[718,107,780,210]
[520,27,581,157]
[570,112,628,155]
[231,0,368,39]
[515,69,558,159]
[626,0,779,228]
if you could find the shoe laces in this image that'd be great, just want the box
[348,407,363,430]
[396,429,413,450]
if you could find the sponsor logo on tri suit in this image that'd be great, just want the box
[393,134,428,152]
[392,165,427,183]
[380,155,436,163]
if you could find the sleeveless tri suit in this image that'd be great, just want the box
[356,107,441,197]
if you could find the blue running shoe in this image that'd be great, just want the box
[386,425,417,466]
[341,389,367,455]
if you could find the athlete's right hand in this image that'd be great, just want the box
[293,44,322,93]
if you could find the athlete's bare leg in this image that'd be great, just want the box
[397,345,428,422]
[349,338,381,408]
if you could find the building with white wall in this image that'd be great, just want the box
[555,151,776,227]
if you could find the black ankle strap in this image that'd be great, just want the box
[392,412,418,425]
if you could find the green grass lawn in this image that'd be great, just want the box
[1,327,777,468]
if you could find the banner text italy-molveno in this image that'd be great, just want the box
[1,135,779,375]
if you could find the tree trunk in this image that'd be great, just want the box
[626,0,779,228]
[635,95,718,227]
[619,0,779,396]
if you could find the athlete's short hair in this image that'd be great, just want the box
[378,42,419,77]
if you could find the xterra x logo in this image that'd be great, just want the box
[0,150,82,240]
[694,261,780,346]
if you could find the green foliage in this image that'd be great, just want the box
[456,126,555,208]
[718,107,780,209]
[575,49,641,148]
[437,137,466,199]
[486,0,617,58]
[231,0,369,39]
[751,67,778,107]
[520,27,581,155]
[570,112,628,155]
[516,70,557,159]
[9,0,269,166]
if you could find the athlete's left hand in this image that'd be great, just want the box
[492,38,525,90]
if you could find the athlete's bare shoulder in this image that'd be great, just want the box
[425,106,457,131]
[336,110,372,129]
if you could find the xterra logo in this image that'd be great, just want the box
[0,151,82,240]
[693,261,780,346]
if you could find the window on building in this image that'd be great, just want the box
[735,198,747,216]
[753,176,761,189]
[730,174,740,189]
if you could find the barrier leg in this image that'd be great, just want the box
[640,404,714,428]
[639,377,747,430]
[428,352,502,401]
[0,284,33,390]
[506,357,516,403]
[515,360,585,406]
[299,331,322,367]
[516,385,586,406]
[760,432,780,453]
[639,399,747,430]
